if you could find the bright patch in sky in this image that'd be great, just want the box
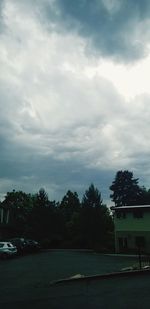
[96,56,150,99]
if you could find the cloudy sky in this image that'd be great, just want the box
[1,0,150,205]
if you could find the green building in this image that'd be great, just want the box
[111,205,150,253]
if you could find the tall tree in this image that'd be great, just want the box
[60,190,81,222]
[59,191,81,247]
[110,170,142,206]
[2,190,33,234]
[137,187,150,205]
[82,183,103,208]
[34,188,49,208]
[81,184,113,250]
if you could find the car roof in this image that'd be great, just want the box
[0,242,13,244]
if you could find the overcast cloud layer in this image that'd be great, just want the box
[1,0,150,204]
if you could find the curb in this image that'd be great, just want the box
[51,268,150,285]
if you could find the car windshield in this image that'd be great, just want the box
[0,244,4,248]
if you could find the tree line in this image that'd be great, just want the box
[0,170,149,251]
[0,184,114,251]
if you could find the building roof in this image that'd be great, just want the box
[111,205,150,211]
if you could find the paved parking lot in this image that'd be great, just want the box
[0,250,149,308]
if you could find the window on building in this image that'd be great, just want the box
[116,212,126,219]
[118,237,128,250]
[116,212,121,218]
[135,236,145,248]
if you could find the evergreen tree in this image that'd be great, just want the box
[110,170,142,206]
[35,188,49,208]
[60,190,80,222]
[82,183,103,208]
[81,184,113,250]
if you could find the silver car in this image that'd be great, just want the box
[0,242,17,259]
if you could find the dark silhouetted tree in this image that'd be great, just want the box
[110,170,143,206]
[81,184,114,250]
[82,183,103,208]
[35,188,49,208]
[60,190,81,222]
[137,187,150,205]
[59,190,81,247]
[2,190,33,235]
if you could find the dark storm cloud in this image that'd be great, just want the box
[44,0,150,62]
[0,133,114,202]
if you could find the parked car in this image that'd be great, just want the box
[9,238,28,255]
[9,238,41,254]
[24,239,41,253]
[0,242,17,259]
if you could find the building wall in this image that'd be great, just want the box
[115,230,150,253]
[114,210,150,232]
[114,210,150,253]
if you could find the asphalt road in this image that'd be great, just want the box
[0,250,149,308]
